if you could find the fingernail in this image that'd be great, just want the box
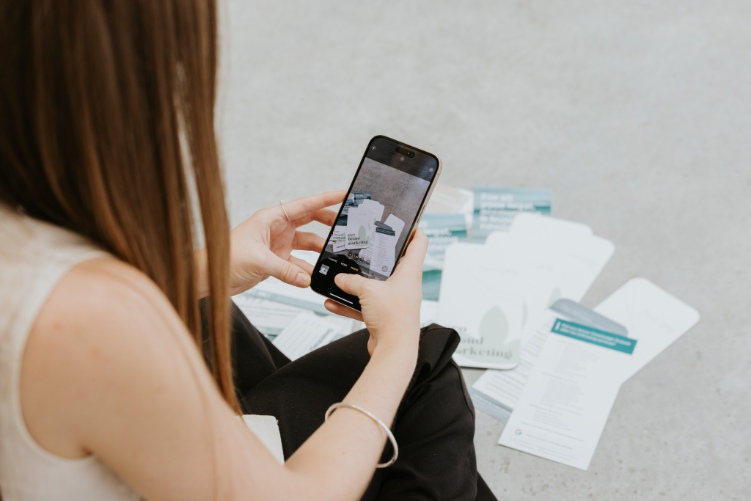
[295,273,310,287]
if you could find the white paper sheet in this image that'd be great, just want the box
[438,243,525,369]
[232,295,308,337]
[498,316,637,470]
[383,214,406,241]
[360,199,385,224]
[486,221,615,302]
[369,228,397,276]
[442,216,615,369]
[345,205,376,250]
[594,278,700,382]
[272,311,353,361]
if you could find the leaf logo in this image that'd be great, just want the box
[480,305,509,345]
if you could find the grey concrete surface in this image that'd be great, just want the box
[219,1,751,498]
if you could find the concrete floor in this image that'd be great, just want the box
[219,1,751,498]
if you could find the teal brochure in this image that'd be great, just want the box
[471,187,552,242]
[418,214,468,301]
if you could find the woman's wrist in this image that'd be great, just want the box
[370,331,419,369]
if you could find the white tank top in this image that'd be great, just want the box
[0,204,138,500]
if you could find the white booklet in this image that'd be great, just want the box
[440,216,614,369]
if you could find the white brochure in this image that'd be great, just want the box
[360,199,385,224]
[498,314,637,470]
[360,215,404,268]
[345,205,376,250]
[438,243,525,369]
[383,214,405,240]
[486,222,615,302]
[369,226,398,277]
[594,278,700,381]
[272,311,353,361]
[442,216,614,370]
[232,295,309,338]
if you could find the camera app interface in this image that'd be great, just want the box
[318,154,432,284]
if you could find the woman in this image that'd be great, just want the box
[0,1,495,499]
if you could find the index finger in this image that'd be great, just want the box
[283,190,347,221]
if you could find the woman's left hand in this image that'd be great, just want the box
[224,190,346,296]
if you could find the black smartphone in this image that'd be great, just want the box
[311,135,441,310]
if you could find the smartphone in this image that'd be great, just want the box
[311,135,441,310]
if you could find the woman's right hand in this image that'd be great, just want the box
[323,229,429,356]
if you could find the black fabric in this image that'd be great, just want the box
[224,303,497,501]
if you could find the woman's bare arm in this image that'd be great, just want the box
[21,232,427,500]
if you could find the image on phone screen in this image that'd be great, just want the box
[311,136,440,310]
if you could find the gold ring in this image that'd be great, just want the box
[279,199,291,222]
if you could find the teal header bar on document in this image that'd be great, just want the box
[551,318,637,354]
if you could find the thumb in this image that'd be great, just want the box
[334,272,368,297]
[267,254,311,288]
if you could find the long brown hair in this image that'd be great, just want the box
[0,0,238,413]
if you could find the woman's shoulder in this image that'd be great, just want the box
[37,257,182,338]
[56,257,174,315]
[21,256,197,458]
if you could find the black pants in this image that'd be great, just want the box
[225,304,497,501]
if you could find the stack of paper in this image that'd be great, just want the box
[437,213,615,369]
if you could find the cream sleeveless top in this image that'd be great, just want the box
[0,205,284,499]
[0,204,139,499]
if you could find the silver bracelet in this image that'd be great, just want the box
[324,402,399,468]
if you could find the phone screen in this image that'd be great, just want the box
[311,136,440,310]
